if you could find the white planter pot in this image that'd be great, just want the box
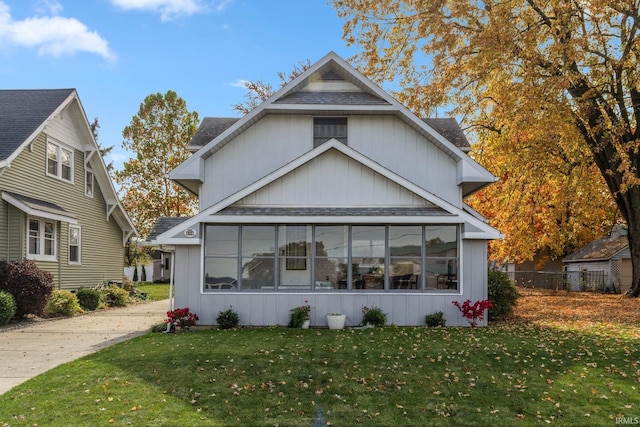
[326,314,346,329]
[302,319,310,329]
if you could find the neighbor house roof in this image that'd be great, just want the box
[148,217,191,240]
[563,226,629,262]
[0,89,74,161]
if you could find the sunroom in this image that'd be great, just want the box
[203,223,459,293]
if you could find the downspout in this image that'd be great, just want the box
[165,248,176,333]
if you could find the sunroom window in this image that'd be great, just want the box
[203,224,460,293]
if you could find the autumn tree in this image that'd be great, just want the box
[114,91,199,239]
[232,59,311,115]
[335,0,640,296]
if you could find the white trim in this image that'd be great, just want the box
[68,224,82,265]
[45,137,75,184]
[26,216,57,262]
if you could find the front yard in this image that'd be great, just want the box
[0,288,638,426]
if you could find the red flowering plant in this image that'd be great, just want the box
[288,300,311,328]
[452,299,493,327]
[166,307,199,331]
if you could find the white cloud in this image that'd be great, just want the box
[33,0,63,16]
[110,0,230,22]
[228,79,248,88]
[0,1,114,60]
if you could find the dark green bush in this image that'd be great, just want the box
[488,269,519,320]
[76,289,101,311]
[133,266,139,282]
[0,259,55,317]
[0,290,17,326]
[217,307,239,329]
[425,311,446,327]
[45,290,83,317]
[361,305,387,327]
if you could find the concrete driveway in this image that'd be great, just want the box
[0,299,169,396]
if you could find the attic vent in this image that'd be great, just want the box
[321,70,343,81]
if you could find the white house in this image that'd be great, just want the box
[149,52,501,327]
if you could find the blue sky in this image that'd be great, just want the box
[0,0,358,171]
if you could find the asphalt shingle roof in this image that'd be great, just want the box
[188,116,470,150]
[274,91,389,105]
[563,226,629,262]
[148,216,191,240]
[0,89,74,161]
[216,206,451,217]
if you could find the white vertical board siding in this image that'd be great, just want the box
[174,238,491,327]
[349,116,460,207]
[237,149,433,207]
[201,116,311,208]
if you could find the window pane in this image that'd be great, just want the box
[242,226,275,257]
[69,227,79,245]
[241,226,275,290]
[278,225,311,289]
[389,258,421,290]
[61,148,72,181]
[352,226,385,258]
[389,226,421,256]
[47,143,58,175]
[314,257,347,290]
[69,246,79,263]
[425,259,458,290]
[29,220,39,255]
[315,226,348,258]
[425,225,458,257]
[205,225,238,256]
[204,258,238,291]
[85,171,94,196]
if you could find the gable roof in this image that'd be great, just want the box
[0,89,75,162]
[171,51,493,197]
[155,139,501,244]
[563,225,629,262]
[0,88,137,237]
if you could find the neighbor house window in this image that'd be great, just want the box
[313,117,347,147]
[85,169,94,197]
[28,217,57,261]
[47,140,73,182]
[69,225,81,264]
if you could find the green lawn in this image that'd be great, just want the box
[1,322,638,426]
[135,282,171,301]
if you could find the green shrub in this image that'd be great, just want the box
[45,290,83,317]
[0,259,55,317]
[361,305,386,327]
[425,311,446,327]
[97,284,129,307]
[0,290,17,326]
[122,275,134,292]
[141,266,147,282]
[488,269,519,320]
[76,289,101,311]
[217,307,239,329]
[133,266,139,282]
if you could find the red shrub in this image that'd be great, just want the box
[0,259,55,317]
